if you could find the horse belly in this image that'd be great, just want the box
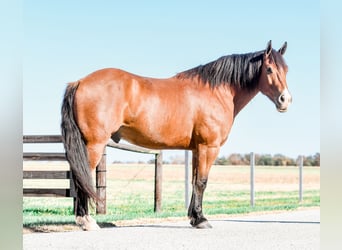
[118,117,193,150]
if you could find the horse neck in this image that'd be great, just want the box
[232,86,260,117]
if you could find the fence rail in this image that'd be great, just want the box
[23,152,66,161]
[23,135,163,214]
[23,135,63,143]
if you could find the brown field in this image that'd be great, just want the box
[24,162,320,192]
[106,163,320,191]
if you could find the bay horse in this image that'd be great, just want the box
[61,40,291,230]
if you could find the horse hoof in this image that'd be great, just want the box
[190,218,213,229]
[76,215,100,231]
[195,220,212,229]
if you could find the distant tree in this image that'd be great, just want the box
[285,157,296,166]
[313,152,320,166]
[273,154,287,166]
[215,156,230,165]
[257,154,273,166]
[243,154,251,165]
[228,153,247,165]
[303,155,314,166]
[211,152,319,167]
[303,153,320,166]
[296,153,320,166]
[254,154,261,165]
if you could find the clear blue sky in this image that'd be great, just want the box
[23,0,319,163]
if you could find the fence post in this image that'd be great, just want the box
[184,150,190,209]
[250,152,255,207]
[299,155,303,202]
[96,149,106,214]
[154,151,163,212]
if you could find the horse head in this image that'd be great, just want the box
[258,40,292,112]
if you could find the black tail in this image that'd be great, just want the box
[61,82,98,206]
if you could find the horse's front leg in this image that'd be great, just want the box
[188,144,220,229]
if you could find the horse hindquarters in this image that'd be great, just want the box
[61,82,100,230]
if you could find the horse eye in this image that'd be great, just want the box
[266,67,273,74]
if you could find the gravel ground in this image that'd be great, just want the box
[23,208,320,250]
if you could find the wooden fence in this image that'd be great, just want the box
[23,135,163,214]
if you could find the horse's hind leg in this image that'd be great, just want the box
[87,141,108,171]
[75,139,108,231]
[75,195,99,230]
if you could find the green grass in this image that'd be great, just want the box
[23,164,320,228]
[23,190,320,227]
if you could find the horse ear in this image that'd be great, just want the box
[265,40,272,57]
[278,41,287,55]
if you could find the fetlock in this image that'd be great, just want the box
[75,215,100,231]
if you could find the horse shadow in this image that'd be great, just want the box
[99,218,320,230]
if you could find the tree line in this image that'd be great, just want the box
[116,152,320,166]
[214,153,320,166]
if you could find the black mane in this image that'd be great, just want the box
[177,49,286,90]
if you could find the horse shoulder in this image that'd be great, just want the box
[191,88,235,147]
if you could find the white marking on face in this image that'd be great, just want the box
[276,88,292,112]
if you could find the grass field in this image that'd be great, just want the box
[23,163,320,232]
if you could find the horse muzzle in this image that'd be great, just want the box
[276,89,292,113]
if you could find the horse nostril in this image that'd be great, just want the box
[279,94,286,104]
